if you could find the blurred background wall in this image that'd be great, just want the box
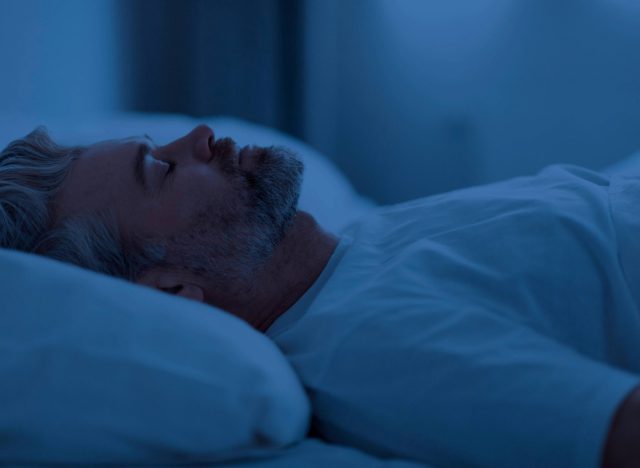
[1,0,639,204]
[0,0,124,114]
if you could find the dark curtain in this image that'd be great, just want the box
[118,0,304,137]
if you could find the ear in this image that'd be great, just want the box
[135,268,205,303]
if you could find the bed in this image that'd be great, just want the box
[0,111,428,466]
[1,112,637,466]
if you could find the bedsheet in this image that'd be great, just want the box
[220,438,427,467]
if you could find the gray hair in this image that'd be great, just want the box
[0,127,165,281]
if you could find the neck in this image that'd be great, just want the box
[227,211,339,332]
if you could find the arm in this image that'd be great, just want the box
[603,385,640,467]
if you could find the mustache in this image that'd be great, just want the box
[211,137,241,176]
[212,137,237,159]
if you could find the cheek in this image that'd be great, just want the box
[151,172,245,233]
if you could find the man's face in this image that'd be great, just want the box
[54,124,304,287]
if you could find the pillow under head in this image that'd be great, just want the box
[0,247,310,464]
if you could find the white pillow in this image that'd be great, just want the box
[0,111,378,234]
[0,247,310,464]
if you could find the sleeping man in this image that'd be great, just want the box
[1,125,639,468]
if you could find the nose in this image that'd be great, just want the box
[162,124,214,163]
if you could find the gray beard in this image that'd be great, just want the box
[243,146,304,259]
[168,145,304,287]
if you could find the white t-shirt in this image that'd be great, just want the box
[267,165,640,468]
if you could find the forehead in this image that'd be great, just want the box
[53,137,143,224]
